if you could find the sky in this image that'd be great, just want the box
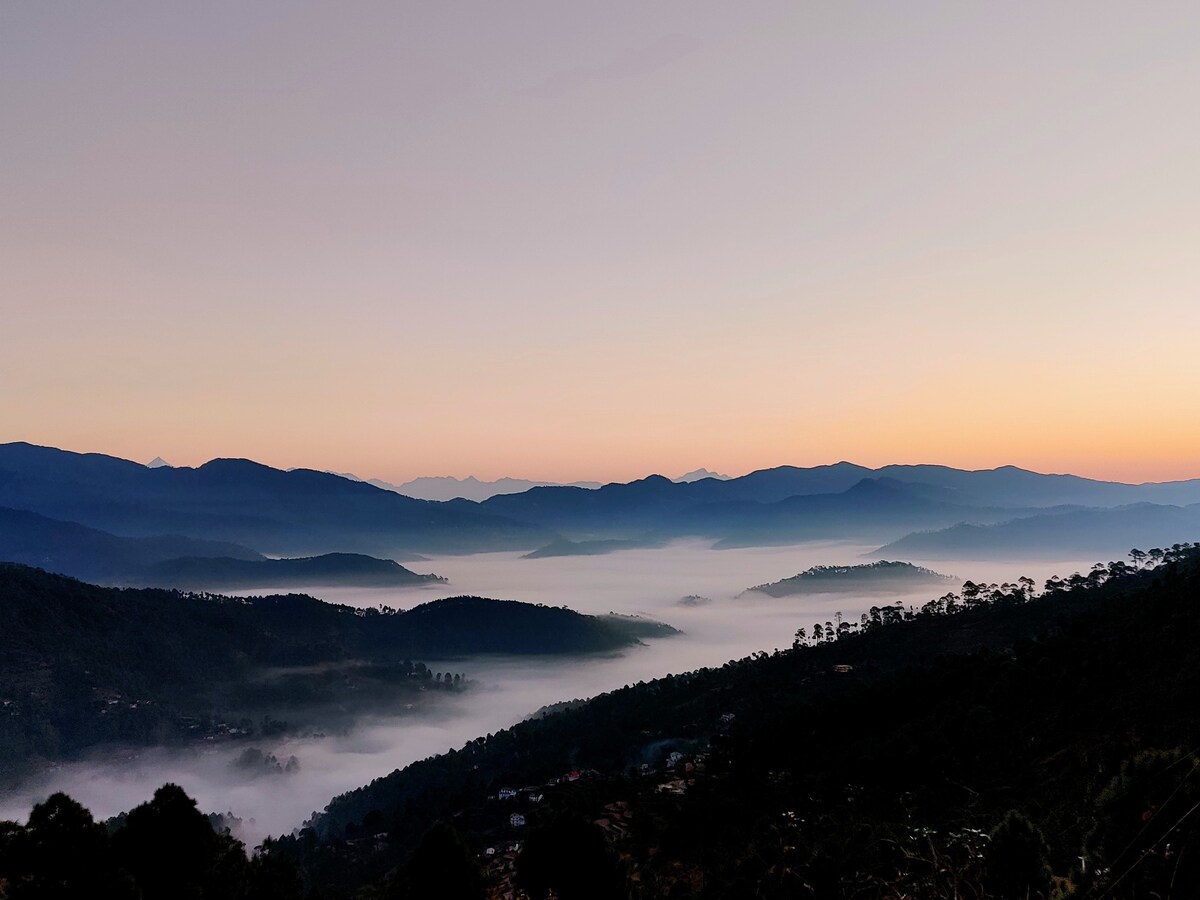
[3,2,1199,485]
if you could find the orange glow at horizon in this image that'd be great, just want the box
[3,4,1199,485]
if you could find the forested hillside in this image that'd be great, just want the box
[0,566,671,783]
[4,545,1198,898]
[283,542,1200,898]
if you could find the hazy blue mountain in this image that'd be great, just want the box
[0,505,264,582]
[390,474,603,501]
[8,442,1200,556]
[693,479,1021,548]
[876,502,1200,560]
[742,560,959,598]
[289,470,605,500]
[146,456,171,468]
[0,442,552,555]
[521,537,658,559]
[695,462,884,503]
[872,463,1200,508]
[481,474,694,536]
[480,463,1200,546]
[476,464,934,537]
[482,476,1000,547]
[0,506,445,588]
[673,468,732,482]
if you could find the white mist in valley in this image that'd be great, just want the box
[0,540,1101,843]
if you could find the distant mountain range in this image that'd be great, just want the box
[481,474,1044,547]
[876,502,1200,560]
[673,468,732,482]
[347,469,732,499]
[4,442,1200,561]
[0,504,264,581]
[477,462,1200,553]
[481,462,1200,525]
[0,442,551,556]
[339,473,604,502]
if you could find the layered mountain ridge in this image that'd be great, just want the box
[4,442,1200,562]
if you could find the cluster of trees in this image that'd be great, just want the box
[0,784,302,899]
[794,544,1195,647]
[746,560,954,598]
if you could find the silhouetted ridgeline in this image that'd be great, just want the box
[0,505,264,579]
[0,442,552,555]
[0,506,446,588]
[741,560,958,598]
[389,474,602,502]
[0,565,673,783]
[266,543,1199,898]
[7,441,1200,556]
[483,474,1020,544]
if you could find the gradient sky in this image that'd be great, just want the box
[3,2,1199,484]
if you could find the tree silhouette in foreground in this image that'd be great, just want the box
[0,792,135,899]
[516,814,631,900]
[389,821,484,899]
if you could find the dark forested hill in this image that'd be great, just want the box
[0,507,444,588]
[0,565,674,782]
[0,505,264,581]
[742,560,959,597]
[0,442,552,555]
[135,552,445,589]
[280,544,1200,899]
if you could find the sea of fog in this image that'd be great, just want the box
[0,540,1102,843]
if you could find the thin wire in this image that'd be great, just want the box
[1092,797,1200,900]
[1091,750,1200,880]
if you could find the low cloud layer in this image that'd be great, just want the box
[0,541,1098,843]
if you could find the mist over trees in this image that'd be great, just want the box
[0,784,302,899]
[3,542,1200,897]
[0,565,669,783]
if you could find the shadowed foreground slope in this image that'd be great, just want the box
[283,543,1200,899]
